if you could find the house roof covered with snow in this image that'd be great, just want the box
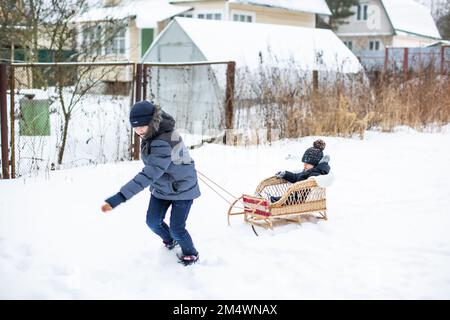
[426,40,450,47]
[170,0,331,15]
[74,0,192,28]
[144,17,363,73]
[381,0,441,39]
[228,0,332,15]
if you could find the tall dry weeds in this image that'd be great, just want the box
[233,64,450,144]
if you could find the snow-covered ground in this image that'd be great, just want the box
[1,127,450,299]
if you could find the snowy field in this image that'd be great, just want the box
[1,127,450,299]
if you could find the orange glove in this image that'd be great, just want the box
[101,203,113,213]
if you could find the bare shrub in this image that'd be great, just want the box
[234,63,450,144]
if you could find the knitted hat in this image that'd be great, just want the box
[129,101,156,127]
[302,139,326,166]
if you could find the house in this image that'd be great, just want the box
[1,0,76,63]
[141,17,363,133]
[169,0,331,28]
[143,17,362,72]
[336,0,442,52]
[74,0,193,63]
[72,0,192,89]
[0,0,25,62]
[73,0,333,92]
[75,0,332,64]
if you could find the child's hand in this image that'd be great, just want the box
[275,171,285,179]
[103,192,126,211]
[101,203,113,213]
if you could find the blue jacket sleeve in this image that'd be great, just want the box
[119,140,172,200]
[105,192,127,208]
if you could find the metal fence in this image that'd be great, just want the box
[6,62,135,178]
[356,46,450,74]
[136,62,235,158]
[0,61,235,179]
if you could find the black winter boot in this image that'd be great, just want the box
[163,240,178,250]
[177,252,199,266]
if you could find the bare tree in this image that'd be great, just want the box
[2,0,129,165]
[43,0,129,165]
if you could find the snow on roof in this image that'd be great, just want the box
[149,17,362,73]
[229,0,331,15]
[426,40,450,47]
[74,0,192,28]
[134,1,192,28]
[74,6,130,22]
[381,0,441,39]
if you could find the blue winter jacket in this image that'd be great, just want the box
[119,108,201,201]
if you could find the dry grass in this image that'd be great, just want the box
[233,65,450,144]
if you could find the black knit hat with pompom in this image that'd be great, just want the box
[302,139,326,166]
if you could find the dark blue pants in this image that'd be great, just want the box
[146,194,197,256]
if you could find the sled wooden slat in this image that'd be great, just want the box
[227,176,328,230]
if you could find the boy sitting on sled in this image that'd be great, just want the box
[270,139,330,203]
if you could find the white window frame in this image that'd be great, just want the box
[178,12,193,18]
[343,40,353,50]
[357,4,369,21]
[105,25,128,56]
[230,10,256,23]
[81,23,103,56]
[369,39,381,51]
[194,10,223,20]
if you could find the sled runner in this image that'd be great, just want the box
[227,176,327,231]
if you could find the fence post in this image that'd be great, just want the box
[9,65,15,178]
[403,48,409,74]
[312,70,319,93]
[133,63,143,160]
[441,46,446,75]
[224,61,235,145]
[142,64,148,101]
[384,47,389,72]
[0,64,10,179]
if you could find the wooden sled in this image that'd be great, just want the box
[227,176,327,232]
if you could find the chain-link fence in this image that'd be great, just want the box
[1,61,236,178]
[141,62,234,148]
[6,62,135,177]
[355,46,450,73]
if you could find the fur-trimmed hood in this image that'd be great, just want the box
[143,105,175,140]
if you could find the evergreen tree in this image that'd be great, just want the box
[436,0,450,39]
[317,0,359,30]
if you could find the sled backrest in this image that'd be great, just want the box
[242,195,271,217]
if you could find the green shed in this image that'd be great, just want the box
[19,97,51,136]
